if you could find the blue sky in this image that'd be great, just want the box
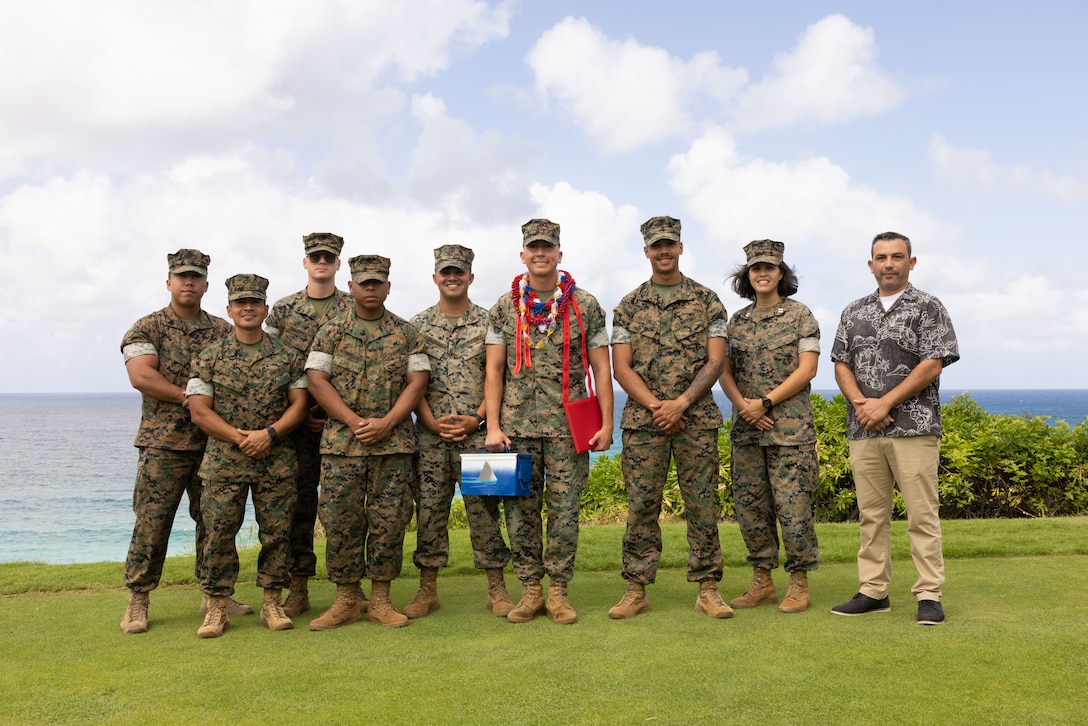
[1,1,1085,392]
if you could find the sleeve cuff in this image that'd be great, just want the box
[186,378,213,397]
[122,342,157,362]
[305,351,333,374]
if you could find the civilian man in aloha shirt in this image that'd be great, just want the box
[608,216,732,621]
[305,254,430,630]
[830,231,959,626]
[187,273,310,638]
[265,232,355,618]
[118,248,241,635]
[484,218,614,625]
[405,244,515,620]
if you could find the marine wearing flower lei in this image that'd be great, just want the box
[510,270,576,374]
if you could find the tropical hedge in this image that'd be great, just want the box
[579,393,1088,522]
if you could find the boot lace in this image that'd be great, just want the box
[125,600,148,622]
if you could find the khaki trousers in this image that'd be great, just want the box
[849,435,944,601]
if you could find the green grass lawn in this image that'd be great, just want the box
[2,518,1088,724]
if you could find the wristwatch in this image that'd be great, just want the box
[761,397,773,411]
[266,426,279,442]
[470,413,485,429]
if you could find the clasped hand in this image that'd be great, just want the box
[237,429,272,459]
[738,398,774,431]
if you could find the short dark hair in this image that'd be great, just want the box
[871,231,912,256]
[729,261,799,301]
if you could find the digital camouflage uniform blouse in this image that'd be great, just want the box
[187,334,307,482]
[306,311,430,457]
[266,289,355,357]
[410,302,489,424]
[611,276,727,432]
[727,298,821,447]
[486,288,608,438]
[120,306,232,451]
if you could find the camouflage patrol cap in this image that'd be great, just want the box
[349,254,390,283]
[640,216,681,246]
[521,218,560,247]
[303,232,344,256]
[744,239,785,266]
[434,244,474,272]
[168,249,210,276]
[225,273,269,302]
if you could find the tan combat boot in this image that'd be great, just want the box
[309,583,363,631]
[120,591,150,634]
[608,581,652,620]
[367,580,409,628]
[197,595,230,638]
[778,571,810,613]
[353,582,371,613]
[200,594,254,616]
[695,580,734,619]
[403,567,441,619]
[507,579,545,623]
[486,568,515,617]
[259,588,294,631]
[282,574,310,617]
[545,580,577,624]
[730,567,778,608]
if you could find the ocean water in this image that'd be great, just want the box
[0,393,256,567]
[2,389,1087,565]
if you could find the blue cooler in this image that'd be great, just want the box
[459,452,532,496]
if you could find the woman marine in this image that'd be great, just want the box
[718,239,820,613]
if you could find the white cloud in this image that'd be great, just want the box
[732,14,906,132]
[667,126,949,258]
[406,93,539,223]
[0,5,1082,393]
[524,14,906,151]
[0,149,515,391]
[929,135,1088,202]
[524,181,645,303]
[526,17,747,152]
[0,0,511,177]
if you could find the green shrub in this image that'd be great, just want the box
[584,392,1088,522]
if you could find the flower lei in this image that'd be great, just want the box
[510,270,576,374]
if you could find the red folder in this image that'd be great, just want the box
[563,296,602,454]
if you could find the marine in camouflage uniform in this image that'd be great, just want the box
[720,239,821,614]
[119,248,233,634]
[265,232,354,616]
[405,244,514,619]
[484,219,614,625]
[305,254,430,630]
[187,274,310,637]
[608,216,732,621]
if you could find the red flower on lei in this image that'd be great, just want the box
[510,270,576,374]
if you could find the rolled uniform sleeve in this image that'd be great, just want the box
[408,353,431,374]
[799,336,820,355]
[186,377,214,397]
[610,325,632,345]
[305,351,333,374]
[123,342,158,362]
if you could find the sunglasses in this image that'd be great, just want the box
[308,252,338,264]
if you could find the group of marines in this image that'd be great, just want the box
[119,215,958,637]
